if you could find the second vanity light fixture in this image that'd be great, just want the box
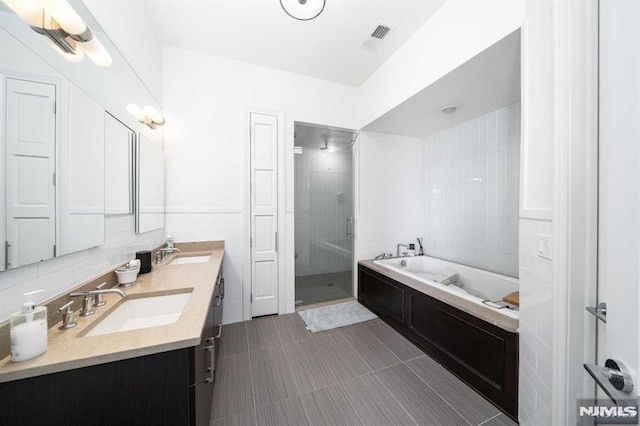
[2,0,112,66]
[280,0,326,21]
[127,104,166,130]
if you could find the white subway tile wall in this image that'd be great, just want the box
[518,217,553,426]
[422,103,521,277]
[165,212,243,324]
[0,215,164,321]
[294,148,353,277]
[356,132,423,260]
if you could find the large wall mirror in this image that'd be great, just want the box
[136,135,165,234]
[0,2,164,272]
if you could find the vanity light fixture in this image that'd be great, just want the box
[280,0,325,21]
[1,0,112,67]
[127,104,166,129]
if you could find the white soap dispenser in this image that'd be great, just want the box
[10,290,48,362]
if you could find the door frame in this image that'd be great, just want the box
[551,0,599,424]
[243,107,286,320]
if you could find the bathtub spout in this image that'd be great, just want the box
[374,253,393,260]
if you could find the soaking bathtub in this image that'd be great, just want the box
[358,255,519,420]
[372,255,519,330]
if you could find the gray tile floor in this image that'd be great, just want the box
[295,272,352,306]
[213,312,518,426]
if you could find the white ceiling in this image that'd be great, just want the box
[139,0,446,86]
[363,29,521,138]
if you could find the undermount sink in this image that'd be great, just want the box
[84,291,193,337]
[169,255,211,265]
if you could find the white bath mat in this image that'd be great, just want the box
[298,301,378,333]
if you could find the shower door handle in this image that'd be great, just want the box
[346,218,352,237]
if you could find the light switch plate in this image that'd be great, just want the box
[537,234,552,261]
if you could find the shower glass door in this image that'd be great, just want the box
[294,123,355,306]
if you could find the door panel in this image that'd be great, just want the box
[250,113,279,317]
[596,0,639,399]
[5,78,56,269]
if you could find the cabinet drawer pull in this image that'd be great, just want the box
[220,277,225,299]
[204,344,214,383]
[214,324,222,339]
[214,294,222,306]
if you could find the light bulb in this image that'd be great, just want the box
[78,35,112,67]
[2,0,41,26]
[143,106,165,125]
[127,104,146,122]
[38,0,87,35]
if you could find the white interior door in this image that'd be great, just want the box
[591,0,639,408]
[250,112,279,317]
[5,78,56,269]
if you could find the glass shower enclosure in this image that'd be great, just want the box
[294,123,356,306]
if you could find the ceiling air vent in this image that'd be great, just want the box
[360,24,394,52]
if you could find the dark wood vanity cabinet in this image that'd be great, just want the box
[0,274,224,426]
[358,264,519,421]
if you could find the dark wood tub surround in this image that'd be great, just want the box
[358,263,519,421]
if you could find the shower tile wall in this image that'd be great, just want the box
[422,103,521,277]
[295,148,353,277]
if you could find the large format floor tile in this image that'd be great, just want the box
[300,384,362,426]
[283,339,338,394]
[340,373,416,425]
[250,345,299,408]
[406,355,501,424]
[343,326,402,371]
[314,332,371,380]
[212,304,515,426]
[376,363,468,426]
[212,352,254,420]
[273,313,312,345]
[247,316,280,351]
[254,397,308,426]
[217,321,248,359]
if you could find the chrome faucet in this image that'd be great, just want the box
[374,253,393,260]
[397,244,409,257]
[156,236,182,262]
[70,288,128,317]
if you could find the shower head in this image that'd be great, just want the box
[320,140,335,153]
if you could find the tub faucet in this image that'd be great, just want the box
[397,244,409,257]
[374,253,393,260]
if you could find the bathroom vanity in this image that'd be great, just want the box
[0,243,224,426]
[358,261,518,421]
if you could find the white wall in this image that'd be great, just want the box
[517,0,556,424]
[422,103,520,278]
[162,46,359,324]
[81,0,164,104]
[357,0,525,129]
[356,131,423,260]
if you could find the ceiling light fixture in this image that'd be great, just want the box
[127,104,165,129]
[441,105,457,114]
[280,0,325,21]
[2,0,112,67]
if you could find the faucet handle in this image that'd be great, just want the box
[58,301,77,330]
[94,282,107,307]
